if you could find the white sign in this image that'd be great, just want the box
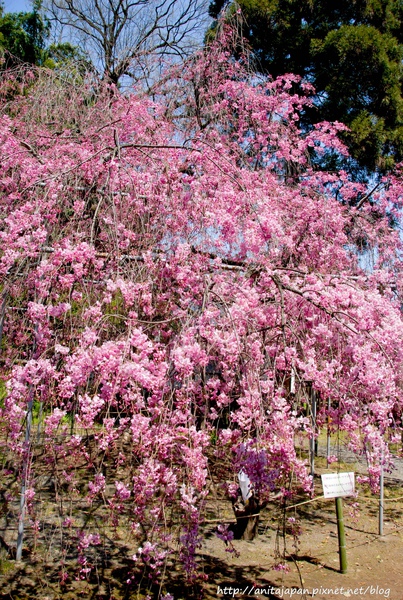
[238,471,253,501]
[321,472,355,499]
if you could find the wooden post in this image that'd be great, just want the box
[335,497,347,573]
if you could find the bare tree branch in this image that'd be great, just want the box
[44,0,210,83]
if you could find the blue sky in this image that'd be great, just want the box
[3,0,32,12]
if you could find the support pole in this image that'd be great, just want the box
[0,292,7,349]
[290,368,296,395]
[16,389,34,561]
[16,278,42,561]
[310,388,317,479]
[335,496,347,574]
[326,397,331,467]
[379,447,384,536]
[36,402,43,443]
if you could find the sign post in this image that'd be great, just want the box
[321,472,355,574]
[335,497,347,573]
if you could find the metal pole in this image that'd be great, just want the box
[379,446,384,536]
[310,388,317,478]
[16,387,34,561]
[290,368,296,395]
[335,496,347,573]
[0,292,7,349]
[16,270,42,561]
[327,397,331,467]
[36,402,43,443]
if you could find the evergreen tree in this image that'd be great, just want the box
[209,0,403,177]
[0,1,50,66]
[0,1,85,72]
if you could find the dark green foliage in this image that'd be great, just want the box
[209,0,403,177]
[0,1,85,71]
[0,0,50,65]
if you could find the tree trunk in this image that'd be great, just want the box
[232,493,259,540]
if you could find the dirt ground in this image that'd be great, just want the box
[1,456,402,600]
[201,470,403,600]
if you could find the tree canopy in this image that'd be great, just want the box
[209,0,403,177]
[1,24,403,589]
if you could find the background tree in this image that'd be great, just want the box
[0,0,50,66]
[43,0,211,84]
[209,0,403,178]
[0,2,88,73]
